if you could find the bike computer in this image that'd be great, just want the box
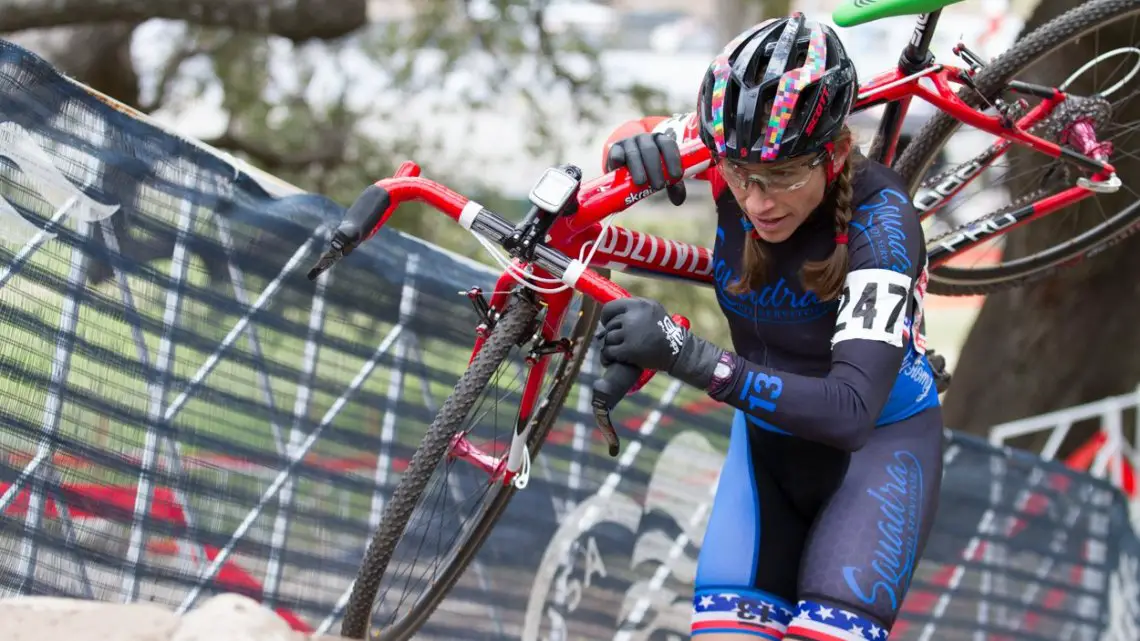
[528,167,579,214]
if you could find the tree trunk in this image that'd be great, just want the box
[940,0,1140,456]
[24,25,141,106]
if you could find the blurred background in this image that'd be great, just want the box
[8,0,1140,450]
[1,0,1033,366]
[3,2,1140,637]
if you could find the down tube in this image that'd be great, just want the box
[579,226,716,286]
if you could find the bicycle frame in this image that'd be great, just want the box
[307,9,1121,488]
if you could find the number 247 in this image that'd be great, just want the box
[835,282,908,333]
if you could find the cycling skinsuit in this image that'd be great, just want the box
[629,114,945,639]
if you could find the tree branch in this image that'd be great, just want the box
[0,0,367,42]
[529,5,606,128]
[140,38,225,114]
[10,24,143,106]
[532,8,589,96]
[205,121,348,170]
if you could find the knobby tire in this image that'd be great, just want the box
[894,0,1140,295]
[341,286,604,639]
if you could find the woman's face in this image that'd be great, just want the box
[719,138,851,243]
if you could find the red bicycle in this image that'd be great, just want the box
[309,0,1139,637]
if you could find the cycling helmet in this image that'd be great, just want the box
[697,13,857,164]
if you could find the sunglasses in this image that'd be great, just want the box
[717,150,829,193]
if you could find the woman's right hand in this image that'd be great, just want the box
[605,131,687,206]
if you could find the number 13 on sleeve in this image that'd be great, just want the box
[739,370,783,413]
[833,268,913,347]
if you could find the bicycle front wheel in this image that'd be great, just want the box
[894,0,1140,296]
[340,285,603,640]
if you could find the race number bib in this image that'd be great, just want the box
[832,269,913,347]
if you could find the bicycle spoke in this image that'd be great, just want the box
[355,292,592,638]
[898,0,1140,295]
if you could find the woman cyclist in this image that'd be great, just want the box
[596,13,945,641]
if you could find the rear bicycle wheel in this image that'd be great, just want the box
[893,0,1140,296]
[340,283,603,640]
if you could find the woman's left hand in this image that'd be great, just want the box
[597,297,691,372]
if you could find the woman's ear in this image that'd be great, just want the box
[832,136,853,172]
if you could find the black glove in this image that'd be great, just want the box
[606,132,687,206]
[597,297,724,389]
[926,348,952,394]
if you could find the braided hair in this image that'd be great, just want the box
[727,126,858,302]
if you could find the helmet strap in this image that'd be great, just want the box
[823,141,844,183]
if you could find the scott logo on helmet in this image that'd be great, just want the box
[806,86,830,136]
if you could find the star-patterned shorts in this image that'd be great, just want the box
[691,590,890,640]
[691,409,944,638]
[691,588,795,639]
[786,599,891,641]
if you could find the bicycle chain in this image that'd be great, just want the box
[926,186,1051,247]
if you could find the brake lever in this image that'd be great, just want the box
[590,362,641,457]
[306,184,393,280]
[307,162,420,281]
[589,314,690,457]
[306,232,349,280]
